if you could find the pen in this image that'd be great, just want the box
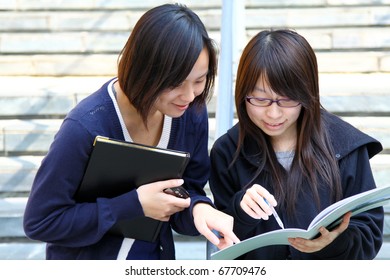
[263,198,285,229]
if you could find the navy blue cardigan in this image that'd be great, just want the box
[210,111,384,259]
[23,79,212,259]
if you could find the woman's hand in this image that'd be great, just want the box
[192,203,240,250]
[240,184,277,219]
[288,212,351,253]
[136,179,190,221]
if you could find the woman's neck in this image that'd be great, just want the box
[114,81,164,146]
[271,134,297,153]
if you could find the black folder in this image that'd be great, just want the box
[75,136,190,242]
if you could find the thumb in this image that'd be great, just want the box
[142,179,184,191]
[160,179,184,190]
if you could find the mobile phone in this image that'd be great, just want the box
[163,186,190,199]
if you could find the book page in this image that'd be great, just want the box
[211,228,307,260]
[308,186,390,230]
[211,185,390,260]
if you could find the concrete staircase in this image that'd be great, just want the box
[0,0,389,260]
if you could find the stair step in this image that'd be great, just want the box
[0,0,385,12]
[0,73,386,96]
[0,242,45,260]
[244,6,390,29]
[0,76,109,96]
[0,54,118,76]
[370,155,390,188]
[0,0,223,12]
[1,5,389,32]
[0,234,207,260]
[1,52,389,76]
[3,27,390,54]
[0,76,109,118]
[1,240,390,260]
[1,74,390,118]
[2,92,389,119]
[0,117,389,155]
[0,156,43,193]
[376,242,390,260]
[0,119,61,155]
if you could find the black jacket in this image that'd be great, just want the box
[210,111,384,259]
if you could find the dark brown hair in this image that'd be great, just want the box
[234,29,342,214]
[117,4,217,125]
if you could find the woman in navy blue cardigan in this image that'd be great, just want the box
[209,29,384,259]
[23,4,239,259]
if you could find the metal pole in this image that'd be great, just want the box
[215,0,245,139]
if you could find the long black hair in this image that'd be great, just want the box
[234,29,342,214]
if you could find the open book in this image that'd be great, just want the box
[211,185,390,260]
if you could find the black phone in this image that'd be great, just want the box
[163,186,190,199]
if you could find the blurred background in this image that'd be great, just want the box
[0,0,389,259]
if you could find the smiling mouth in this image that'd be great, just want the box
[264,121,285,129]
[266,122,282,126]
[175,104,189,110]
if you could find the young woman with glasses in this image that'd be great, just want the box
[209,29,384,259]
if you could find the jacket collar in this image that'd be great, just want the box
[322,110,382,160]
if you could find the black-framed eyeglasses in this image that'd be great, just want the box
[245,96,301,108]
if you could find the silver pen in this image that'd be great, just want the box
[264,198,285,229]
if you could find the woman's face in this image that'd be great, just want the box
[154,48,209,118]
[246,76,302,150]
